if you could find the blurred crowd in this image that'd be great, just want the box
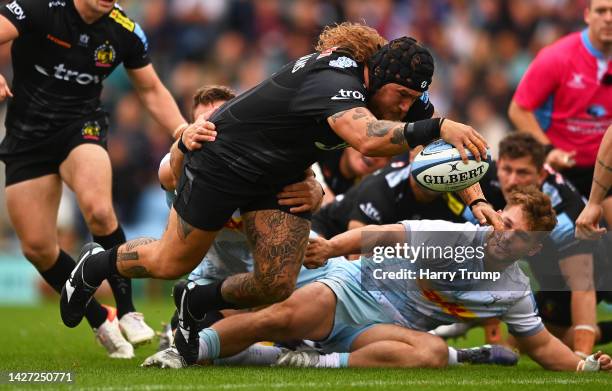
[0,0,591,251]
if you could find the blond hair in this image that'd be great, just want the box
[315,22,387,63]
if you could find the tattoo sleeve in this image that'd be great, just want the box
[221,210,309,307]
[598,159,612,173]
[116,237,156,278]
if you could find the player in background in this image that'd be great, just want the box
[0,0,208,358]
[508,0,612,201]
[576,124,612,240]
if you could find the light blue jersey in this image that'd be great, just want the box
[313,220,544,352]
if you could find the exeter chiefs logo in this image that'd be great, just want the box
[94,42,115,68]
[82,121,101,140]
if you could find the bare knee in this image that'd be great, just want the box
[21,240,59,270]
[417,334,448,368]
[81,201,116,234]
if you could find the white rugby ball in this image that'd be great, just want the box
[411,139,490,192]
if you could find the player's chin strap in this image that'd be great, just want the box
[576,354,601,372]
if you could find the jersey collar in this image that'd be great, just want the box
[580,28,607,60]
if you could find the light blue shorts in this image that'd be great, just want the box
[315,260,394,353]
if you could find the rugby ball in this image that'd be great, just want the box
[411,139,490,192]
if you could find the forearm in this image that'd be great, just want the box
[456,183,486,206]
[508,100,550,145]
[328,224,404,257]
[519,330,581,371]
[571,290,597,356]
[169,140,185,186]
[589,127,612,204]
[328,108,416,157]
[137,85,187,137]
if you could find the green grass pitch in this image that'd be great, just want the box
[1,301,611,390]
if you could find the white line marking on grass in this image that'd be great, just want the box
[75,378,612,391]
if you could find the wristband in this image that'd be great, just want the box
[172,123,189,139]
[177,133,189,154]
[469,198,488,208]
[574,325,597,333]
[543,144,554,156]
[403,118,442,148]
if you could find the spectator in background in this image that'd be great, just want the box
[508,0,612,199]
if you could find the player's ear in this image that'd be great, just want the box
[527,243,542,257]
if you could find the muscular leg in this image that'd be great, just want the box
[60,144,118,235]
[222,209,310,307]
[198,283,335,361]
[183,209,310,322]
[79,207,218,282]
[347,324,448,368]
[6,175,63,270]
[60,144,135,316]
[6,174,107,328]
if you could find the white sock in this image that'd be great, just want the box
[447,347,459,366]
[213,344,282,366]
[316,352,349,368]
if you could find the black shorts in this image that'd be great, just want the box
[0,113,109,187]
[535,290,609,327]
[173,153,311,231]
[563,165,612,199]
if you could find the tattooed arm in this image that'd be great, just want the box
[576,125,612,239]
[327,107,487,160]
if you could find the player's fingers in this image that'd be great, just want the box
[465,140,481,162]
[289,204,310,213]
[471,134,488,159]
[277,190,308,199]
[278,196,308,205]
[453,141,469,163]
[281,182,308,192]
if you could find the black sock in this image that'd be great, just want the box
[93,226,126,250]
[598,321,612,345]
[187,280,237,320]
[83,246,117,287]
[41,250,107,328]
[201,310,224,328]
[94,227,134,317]
[170,310,179,331]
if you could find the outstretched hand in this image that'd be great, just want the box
[440,119,488,163]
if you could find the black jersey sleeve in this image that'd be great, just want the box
[122,22,150,69]
[348,174,396,225]
[108,8,151,69]
[0,0,45,34]
[291,62,367,120]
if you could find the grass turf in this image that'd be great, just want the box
[1,301,611,390]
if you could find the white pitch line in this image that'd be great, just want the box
[71,377,612,391]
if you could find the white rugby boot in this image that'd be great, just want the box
[119,312,155,346]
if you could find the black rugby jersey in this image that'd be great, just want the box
[311,162,465,238]
[0,0,149,145]
[198,49,369,186]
